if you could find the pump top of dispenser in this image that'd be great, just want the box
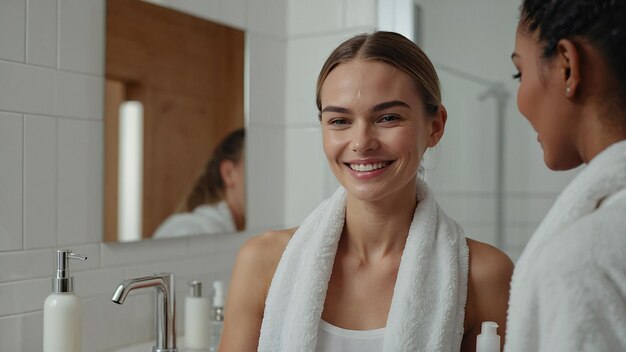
[52,250,87,293]
[213,281,224,307]
[189,280,203,297]
[476,321,500,352]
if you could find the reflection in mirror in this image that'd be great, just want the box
[104,0,245,242]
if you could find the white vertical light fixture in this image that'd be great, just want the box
[117,101,144,242]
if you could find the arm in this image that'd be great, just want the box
[219,230,294,352]
[461,238,514,352]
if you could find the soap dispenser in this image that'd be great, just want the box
[476,321,500,352]
[43,249,87,352]
[185,280,211,350]
[209,281,225,352]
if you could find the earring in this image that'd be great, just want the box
[565,86,571,95]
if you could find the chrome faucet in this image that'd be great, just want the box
[112,273,177,352]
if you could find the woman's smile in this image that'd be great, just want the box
[345,160,394,179]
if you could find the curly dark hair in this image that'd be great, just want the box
[519,0,626,106]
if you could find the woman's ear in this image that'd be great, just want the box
[556,39,581,98]
[220,160,237,188]
[427,105,447,148]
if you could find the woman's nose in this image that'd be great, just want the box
[351,123,379,153]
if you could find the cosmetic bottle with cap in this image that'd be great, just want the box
[209,280,225,352]
[185,280,211,350]
[476,321,500,352]
[43,249,88,352]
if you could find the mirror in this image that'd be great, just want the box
[103,0,246,242]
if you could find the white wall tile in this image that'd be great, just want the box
[27,0,58,67]
[0,112,23,251]
[284,127,326,227]
[435,193,497,226]
[74,267,125,299]
[504,111,581,194]
[427,70,499,193]
[218,0,246,29]
[23,115,57,249]
[22,311,44,352]
[185,229,252,256]
[56,71,104,120]
[285,31,361,127]
[463,224,498,248]
[502,225,537,252]
[169,0,219,22]
[287,0,344,35]
[246,125,286,229]
[344,0,377,29]
[0,314,22,351]
[100,238,187,268]
[0,61,56,116]
[0,278,49,316]
[57,119,103,246]
[58,0,105,75]
[247,0,287,37]
[0,248,55,283]
[0,0,26,62]
[413,0,518,83]
[505,195,556,226]
[248,33,287,126]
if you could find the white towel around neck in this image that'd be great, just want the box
[258,179,469,352]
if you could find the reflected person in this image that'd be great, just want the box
[221,32,513,352]
[506,1,626,351]
[153,128,245,238]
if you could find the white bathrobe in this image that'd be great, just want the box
[505,140,626,352]
[152,201,236,238]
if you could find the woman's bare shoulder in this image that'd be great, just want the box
[462,238,513,349]
[466,238,514,283]
[236,227,298,277]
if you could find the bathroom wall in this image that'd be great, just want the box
[280,0,580,261]
[0,0,581,350]
[0,0,287,350]
[408,0,580,259]
[282,0,379,226]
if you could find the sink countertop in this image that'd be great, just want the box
[111,336,211,352]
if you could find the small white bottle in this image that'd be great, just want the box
[209,281,225,352]
[43,249,87,352]
[185,280,211,350]
[476,321,500,352]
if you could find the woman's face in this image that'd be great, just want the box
[319,59,443,202]
[512,27,582,170]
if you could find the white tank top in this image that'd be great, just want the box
[315,320,385,352]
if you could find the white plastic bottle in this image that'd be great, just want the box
[185,280,211,350]
[209,281,225,352]
[476,321,500,352]
[43,250,87,352]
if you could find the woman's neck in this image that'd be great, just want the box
[341,181,418,263]
[577,107,626,163]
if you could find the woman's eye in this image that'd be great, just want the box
[378,114,399,123]
[512,72,522,81]
[328,118,349,125]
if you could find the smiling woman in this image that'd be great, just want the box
[103,0,245,242]
[219,31,513,352]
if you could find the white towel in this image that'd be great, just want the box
[506,140,626,352]
[258,179,469,352]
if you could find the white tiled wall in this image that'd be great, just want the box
[282,0,378,226]
[0,0,287,350]
[410,0,580,260]
[0,0,584,349]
